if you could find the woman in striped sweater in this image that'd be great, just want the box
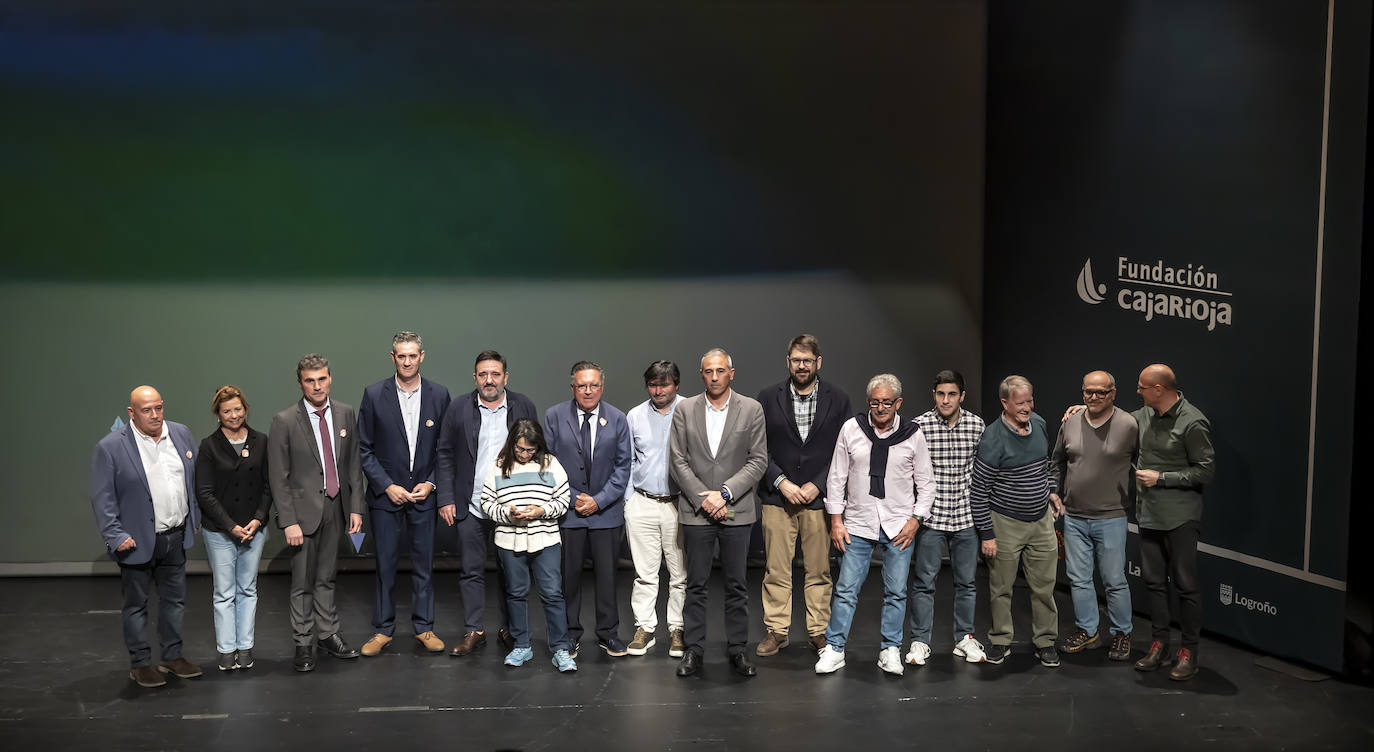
[480,419,578,672]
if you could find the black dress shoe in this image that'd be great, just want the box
[730,652,757,677]
[294,646,316,673]
[318,633,361,659]
[676,651,703,677]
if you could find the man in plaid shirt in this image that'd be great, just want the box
[905,370,987,665]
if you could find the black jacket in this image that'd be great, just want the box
[195,425,272,532]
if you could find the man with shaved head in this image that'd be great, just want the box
[1131,364,1214,681]
[1051,371,1139,662]
[91,386,203,688]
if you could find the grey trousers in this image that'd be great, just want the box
[290,501,342,646]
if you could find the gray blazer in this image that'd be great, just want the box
[267,400,365,535]
[669,391,768,526]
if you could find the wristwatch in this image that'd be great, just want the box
[720,485,733,503]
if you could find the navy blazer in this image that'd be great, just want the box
[757,379,852,510]
[435,389,538,519]
[544,399,632,529]
[90,421,201,564]
[359,376,453,512]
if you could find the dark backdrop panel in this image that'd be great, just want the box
[984,0,1366,672]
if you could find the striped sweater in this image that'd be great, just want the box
[480,457,571,553]
[970,412,1054,541]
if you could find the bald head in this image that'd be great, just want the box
[1082,370,1117,419]
[1137,364,1179,414]
[127,385,166,438]
[1141,364,1176,391]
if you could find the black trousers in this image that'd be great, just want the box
[456,513,508,633]
[561,525,623,645]
[682,523,751,657]
[119,526,187,667]
[1139,521,1202,652]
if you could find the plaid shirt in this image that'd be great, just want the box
[913,408,985,532]
[790,380,818,443]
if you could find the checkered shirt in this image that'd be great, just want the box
[913,408,985,532]
[790,380,818,443]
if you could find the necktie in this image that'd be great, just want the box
[316,408,340,498]
[579,411,593,488]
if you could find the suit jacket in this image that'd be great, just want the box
[757,379,852,510]
[544,399,632,529]
[669,391,768,526]
[195,424,272,533]
[90,420,200,564]
[435,389,538,519]
[267,400,365,536]
[358,376,453,512]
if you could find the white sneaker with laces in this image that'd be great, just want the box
[814,644,846,674]
[954,634,987,663]
[904,640,932,666]
[877,646,904,675]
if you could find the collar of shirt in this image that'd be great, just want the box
[652,395,683,415]
[477,392,507,413]
[705,391,733,413]
[395,376,422,397]
[580,403,601,420]
[868,414,900,438]
[789,380,818,401]
[302,398,332,415]
[133,422,170,445]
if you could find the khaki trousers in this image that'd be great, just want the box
[760,504,832,637]
[987,508,1060,649]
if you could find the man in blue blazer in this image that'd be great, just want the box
[357,332,452,657]
[436,350,538,657]
[90,385,203,688]
[545,361,633,657]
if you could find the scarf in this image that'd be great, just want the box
[852,411,919,498]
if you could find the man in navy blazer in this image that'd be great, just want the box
[436,349,538,657]
[545,361,633,657]
[90,385,203,688]
[357,332,453,657]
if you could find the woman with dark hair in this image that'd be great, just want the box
[194,385,272,671]
[480,419,576,672]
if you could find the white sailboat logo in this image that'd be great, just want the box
[1076,259,1107,304]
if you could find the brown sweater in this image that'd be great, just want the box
[1051,407,1139,520]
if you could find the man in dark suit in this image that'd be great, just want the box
[545,360,633,657]
[756,334,850,657]
[357,332,452,657]
[436,349,538,657]
[90,385,203,688]
[267,354,366,673]
[669,348,769,677]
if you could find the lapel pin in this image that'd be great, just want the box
[339,428,347,438]
[599,417,607,427]
[242,448,251,458]
[185,450,193,459]
[426,419,434,427]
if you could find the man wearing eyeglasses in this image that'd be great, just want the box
[1051,371,1139,663]
[1131,364,1214,681]
[544,361,633,658]
[755,334,851,657]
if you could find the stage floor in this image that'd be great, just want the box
[3,565,1370,751]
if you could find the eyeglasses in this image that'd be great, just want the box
[513,445,538,455]
[573,384,603,392]
[1082,388,1115,399]
[1135,383,1161,392]
[867,399,897,409]
[788,358,817,367]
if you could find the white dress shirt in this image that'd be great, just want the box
[704,391,732,456]
[305,398,338,486]
[396,377,423,471]
[132,423,188,531]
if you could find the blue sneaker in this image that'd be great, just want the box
[504,647,534,667]
[552,649,578,673]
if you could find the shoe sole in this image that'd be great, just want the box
[294,664,315,673]
[815,661,845,674]
[626,639,655,656]
[984,651,1009,665]
[668,648,685,658]
[1061,640,1102,654]
[129,671,167,688]
[600,646,629,657]
[953,648,985,663]
[157,665,203,679]
[415,644,444,653]
[878,662,904,676]
[755,640,789,657]
[1108,651,1131,661]
[1038,654,1061,667]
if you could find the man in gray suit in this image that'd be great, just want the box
[669,348,768,677]
[268,354,366,672]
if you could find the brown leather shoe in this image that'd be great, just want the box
[157,657,203,679]
[809,634,826,652]
[755,629,789,656]
[415,631,445,653]
[1134,640,1166,672]
[129,665,167,688]
[1168,648,1198,681]
[361,633,392,657]
[449,630,486,657]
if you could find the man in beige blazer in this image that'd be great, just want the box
[669,348,768,678]
[268,353,366,672]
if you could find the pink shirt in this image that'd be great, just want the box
[825,416,937,540]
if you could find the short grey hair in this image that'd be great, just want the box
[391,331,423,351]
[570,360,604,379]
[866,373,902,399]
[998,375,1032,400]
[700,347,733,369]
[296,353,330,381]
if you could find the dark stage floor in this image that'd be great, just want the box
[3,564,1371,751]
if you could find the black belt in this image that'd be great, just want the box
[156,523,186,536]
[636,488,678,502]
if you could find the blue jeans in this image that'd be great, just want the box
[908,526,979,644]
[119,526,187,667]
[825,529,914,651]
[498,545,570,652]
[203,528,267,653]
[1063,515,1132,636]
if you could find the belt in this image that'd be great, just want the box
[155,523,186,536]
[636,488,678,502]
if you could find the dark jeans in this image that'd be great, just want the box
[682,523,751,657]
[119,526,187,667]
[498,544,570,652]
[456,513,508,632]
[561,525,623,645]
[371,503,436,636]
[1139,521,1201,651]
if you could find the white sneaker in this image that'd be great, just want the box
[877,646,904,675]
[953,634,987,663]
[814,644,846,674]
[904,640,932,666]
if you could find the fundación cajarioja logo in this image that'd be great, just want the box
[1076,258,1234,331]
